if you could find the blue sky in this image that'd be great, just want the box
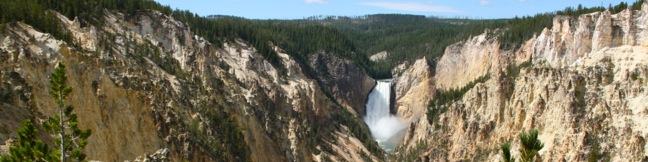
[154,0,636,19]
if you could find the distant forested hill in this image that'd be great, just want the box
[295,15,506,77]
[279,0,643,78]
[2,0,643,79]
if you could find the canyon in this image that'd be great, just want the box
[0,10,380,161]
[0,1,646,162]
[393,3,648,162]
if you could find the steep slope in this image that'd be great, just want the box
[308,52,376,116]
[394,4,648,162]
[0,9,381,161]
[392,58,434,123]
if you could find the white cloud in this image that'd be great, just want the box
[305,0,327,4]
[361,2,460,13]
[479,0,489,5]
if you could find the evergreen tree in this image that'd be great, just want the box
[0,120,56,162]
[519,129,543,162]
[43,63,92,162]
[500,141,514,162]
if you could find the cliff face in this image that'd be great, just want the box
[392,58,434,123]
[309,53,376,116]
[0,10,381,162]
[434,32,500,90]
[391,58,435,155]
[395,4,648,162]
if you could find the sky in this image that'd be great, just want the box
[154,0,637,19]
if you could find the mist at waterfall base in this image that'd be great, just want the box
[364,80,406,152]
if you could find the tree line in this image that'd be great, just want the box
[499,0,645,50]
[2,0,642,78]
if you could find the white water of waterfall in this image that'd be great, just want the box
[364,80,406,152]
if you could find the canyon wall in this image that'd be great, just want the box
[395,3,648,161]
[0,10,381,162]
[309,53,376,116]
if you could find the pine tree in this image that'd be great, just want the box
[43,63,92,162]
[0,120,56,162]
[0,63,92,162]
[519,129,544,162]
[500,141,514,162]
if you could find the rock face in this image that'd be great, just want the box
[392,58,434,122]
[395,5,648,162]
[434,31,500,90]
[309,52,376,116]
[391,58,435,154]
[369,51,388,62]
[129,148,170,162]
[0,10,381,162]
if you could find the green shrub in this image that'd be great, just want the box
[500,141,514,162]
[519,129,543,162]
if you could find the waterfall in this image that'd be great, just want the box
[364,80,406,152]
